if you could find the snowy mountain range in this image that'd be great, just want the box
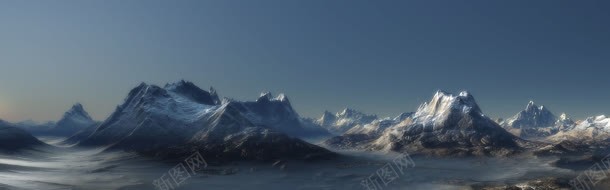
[345,112,414,136]
[76,81,332,161]
[316,108,378,135]
[1,82,610,159]
[326,91,522,156]
[501,101,574,138]
[549,115,610,142]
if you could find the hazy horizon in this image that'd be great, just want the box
[1,0,609,122]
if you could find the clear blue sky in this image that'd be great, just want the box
[0,0,608,122]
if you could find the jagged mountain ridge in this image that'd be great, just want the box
[502,101,575,138]
[345,112,414,136]
[316,108,378,135]
[548,115,610,142]
[77,81,332,161]
[326,91,522,156]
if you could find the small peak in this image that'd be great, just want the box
[339,108,355,116]
[72,103,84,110]
[259,92,272,99]
[458,91,471,97]
[257,92,273,102]
[274,93,289,102]
[526,100,536,108]
[524,100,549,112]
[63,103,93,121]
[68,103,88,115]
[559,113,570,121]
[434,90,452,97]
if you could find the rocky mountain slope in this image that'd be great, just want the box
[77,81,332,161]
[326,91,523,156]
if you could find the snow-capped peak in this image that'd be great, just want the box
[316,108,377,134]
[410,90,483,127]
[525,100,536,110]
[524,101,548,113]
[506,101,557,129]
[552,112,575,130]
[415,90,481,118]
[257,92,273,102]
[273,93,289,103]
[338,108,361,117]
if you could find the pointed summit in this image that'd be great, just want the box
[414,90,482,125]
[338,108,367,118]
[502,101,564,138]
[555,113,575,129]
[62,103,93,122]
[507,101,557,129]
[257,92,273,102]
[44,103,98,137]
[274,93,289,103]
[525,100,536,110]
[317,110,338,127]
[338,108,352,116]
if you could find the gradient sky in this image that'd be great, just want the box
[0,0,609,122]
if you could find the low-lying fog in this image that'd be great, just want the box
[0,137,580,190]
